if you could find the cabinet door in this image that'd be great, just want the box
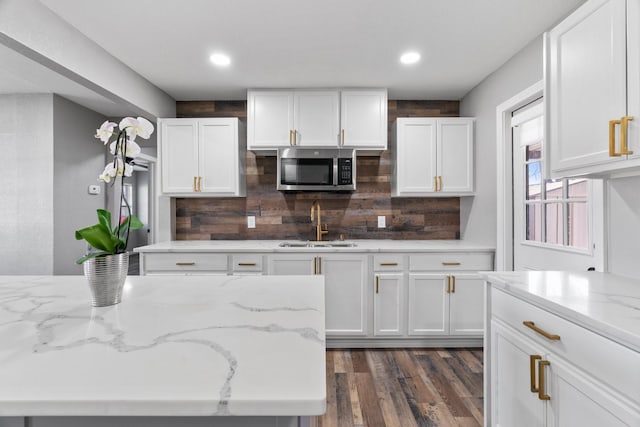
[293,91,339,146]
[395,118,438,194]
[547,0,627,175]
[546,355,640,427]
[437,118,474,193]
[340,90,387,149]
[491,320,546,427]
[373,273,404,336]
[247,91,294,149]
[198,118,239,194]
[268,254,315,275]
[161,119,199,193]
[449,273,484,336]
[320,255,368,336]
[407,273,449,335]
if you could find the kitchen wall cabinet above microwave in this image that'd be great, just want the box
[546,0,640,178]
[159,118,246,197]
[247,89,388,154]
[391,118,475,197]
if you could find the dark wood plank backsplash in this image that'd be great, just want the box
[175,100,461,241]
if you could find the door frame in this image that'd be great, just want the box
[495,80,544,270]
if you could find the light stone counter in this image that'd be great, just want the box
[134,239,495,253]
[481,270,640,352]
[0,275,325,425]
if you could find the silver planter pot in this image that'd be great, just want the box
[83,252,129,307]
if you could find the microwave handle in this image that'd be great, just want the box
[333,157,338,187]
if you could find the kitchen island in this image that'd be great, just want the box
[0,275,326,427]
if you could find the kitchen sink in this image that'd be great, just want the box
[278,241,357,248]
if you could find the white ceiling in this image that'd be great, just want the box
[27,0,585,102]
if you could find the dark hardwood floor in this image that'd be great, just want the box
[319,348,483,427]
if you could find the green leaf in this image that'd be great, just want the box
[75,224,116,253]
[75,251,111,264]
[118,215,144,241]
[96,209,113,233]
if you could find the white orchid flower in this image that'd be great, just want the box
[95,121,117,144]
[98,162,117,183]
[118,116,154,141]
[109,139,141,158]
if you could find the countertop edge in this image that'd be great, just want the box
[480,272,640,353]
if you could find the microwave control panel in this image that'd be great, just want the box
[337,158,353,185]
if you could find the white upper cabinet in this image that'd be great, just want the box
[392,117,474,196]
[247,91,294,149]
[247,89,387,152]
[293,91,340,146]
[546,0,640,177]
[160,117,245,197]
[340,90,388,150]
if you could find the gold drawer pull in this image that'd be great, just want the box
[175,262,195,266]
[523,321,560,341]
[529,355,541,392]
[442,262,461,266]
[379,262,398,266]
[238,262,257,266]
[538,360,551,401]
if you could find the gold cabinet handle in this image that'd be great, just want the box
[379,262,398,266]
[289,129,293,146]
[446,275,451,293]
[341,129,345,146]
[610,119,622,157]
[433,176,438,192]
[294,129,297,145]
[318,256,322,274]
[375,275,379,293]
[193,176,197,192]
[197,176,202,192]
[451,275,456,293]
[621,116,634,155]
[538,360,551,401]
[313,256,317,274]
[523,321,561,341]
[438,176,443,192]
[442,262,461,266]
[175,262,195,266]
[238,262,257,266]
[530,355,542,392]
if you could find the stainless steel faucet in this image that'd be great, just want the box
[310,201,329,241]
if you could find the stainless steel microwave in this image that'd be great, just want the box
[277,147,356,191]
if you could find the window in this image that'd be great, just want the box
[513,101,590,250]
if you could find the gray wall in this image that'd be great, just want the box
[53,95,107,274]
[606,176,640,277]
[0,94,54,274]
[459,36,544,245]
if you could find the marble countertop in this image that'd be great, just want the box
[481,271,640,353]
[0,275,326,416]
[134,239,495,253]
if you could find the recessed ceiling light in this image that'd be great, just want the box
[400,51,421,65]
[209,53,231,67]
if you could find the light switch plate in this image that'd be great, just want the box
[377,215,386,228]
[88,185,100,195]
[247,216,256,229]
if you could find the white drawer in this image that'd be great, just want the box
[491,287,640,405]
[409,252,493,271]
[231,254,264,272]
[373,254,404,271]
[143,253,228,272]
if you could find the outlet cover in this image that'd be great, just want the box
[377,215,386,228]
[247,216,256,229]
[88,185,100,195]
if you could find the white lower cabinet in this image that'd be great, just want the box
[407,273,449,335]
[487,286,640,427]
[268,254,368,336]
[449,273,485,335]
[373,273,404,336]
